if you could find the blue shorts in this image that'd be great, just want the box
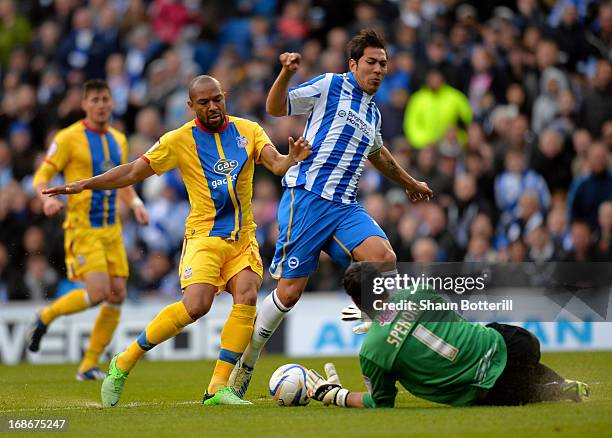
[270,187,388,279]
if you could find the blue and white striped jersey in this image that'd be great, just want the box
[282,72,384,204]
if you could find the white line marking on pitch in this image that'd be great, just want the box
[0,397,271,413]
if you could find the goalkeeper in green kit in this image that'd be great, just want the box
[306,262,590,408]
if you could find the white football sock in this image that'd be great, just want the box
[240,289,291,369]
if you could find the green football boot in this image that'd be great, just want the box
[101,354,130,407]
[202,387,252,405]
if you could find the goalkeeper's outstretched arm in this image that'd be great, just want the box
[307,362,397,408]
[43,157,155,196]
[346,392,366,408]
[307,363,391,408]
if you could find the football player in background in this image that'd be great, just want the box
[28,79,149,380]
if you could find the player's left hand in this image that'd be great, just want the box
[306,363,349,407]
[406,180,433,203]
[43,182,85,197]
[132,204,149,225]
[288,136,312,163]
[341,304,372,334]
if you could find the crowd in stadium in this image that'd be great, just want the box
[0,0,610,301]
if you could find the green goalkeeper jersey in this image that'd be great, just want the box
[359,289,507,408]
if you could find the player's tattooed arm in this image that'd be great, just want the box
[267,52,302,116]
[43,158,155,196]
[259,137,312,176]
[369,146,433,202]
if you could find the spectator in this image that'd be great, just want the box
[505,191,545,244]
[562,220,601,262]
[276,0,309,43]
[404,68,472,150]
[531,128,573,194]
[392,213,419,261]
[411,147,453,196]
[135,251,179,298]
[547,2,592,70]
[586,1,612,60]
[0,140,11,187]
[463,149,495,207]
[140,183,189,256]
[568,143,612,228]
[547,207,572,252]
[464,235,497,263]
[150,0,192,45]
[9,121,35,181]
[571,129,592,177]
[526,225,560,263]
[129,106,164,159]
[448,173,493,248]
[57,7,112,79]
[495,148,551,228]
[105,53,130,118]
[466,45,508,117]
[514,0,547,31]
[532,67,569,134]
[547,89,578,138]
[507,237,528,263]
[30,20,61,74]
[412,33,463,91]
[120,0,148,35]
[492,114,536,174]
[595,201,612,257]
[578,59,612,137]
[421,203,462,262]
[411,237,438,263]
[23,253,58,301]
[0,0,32,65]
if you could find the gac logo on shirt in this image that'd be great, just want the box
[210,173,238,189]
[214,158,239,175]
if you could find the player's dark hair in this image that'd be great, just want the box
[347,29,387,63]
[83,79,111,97]
[343,262,382,309]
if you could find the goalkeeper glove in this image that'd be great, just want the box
[341,304,372,334]
[306,363,350,407]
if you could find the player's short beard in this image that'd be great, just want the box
[199,113,224,130]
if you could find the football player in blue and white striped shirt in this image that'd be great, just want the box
[229,29,433,398]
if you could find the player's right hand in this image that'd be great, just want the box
[279,52,301,72]
[43,182,85,197]
[306,363,349,407]
[42,197,64,217]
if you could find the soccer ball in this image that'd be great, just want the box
[269,363,310,406]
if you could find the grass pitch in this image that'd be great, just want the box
[1,352,611,437]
